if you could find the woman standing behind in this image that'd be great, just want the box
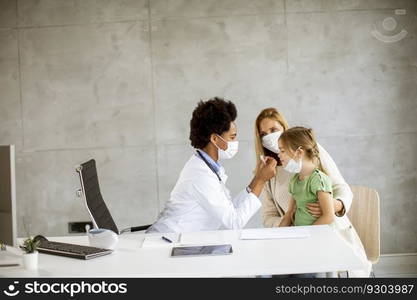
[254,108,351,226]
[254,108,371,277]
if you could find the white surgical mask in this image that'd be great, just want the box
[283,147,302,173]
[213,134,239,160]
[261,131,282,154]
[283,158,302,173]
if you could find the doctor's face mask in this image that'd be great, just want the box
[213,134,239,160]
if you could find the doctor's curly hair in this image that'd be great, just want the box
[189,97,237,149]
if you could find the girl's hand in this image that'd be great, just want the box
[280,197,296,227]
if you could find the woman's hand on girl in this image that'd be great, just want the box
[307,198,344,217]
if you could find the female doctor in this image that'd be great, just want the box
[147,97,277,233]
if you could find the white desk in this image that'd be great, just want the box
[0,225,364,277]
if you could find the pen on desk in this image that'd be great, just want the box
[161,236,173,243]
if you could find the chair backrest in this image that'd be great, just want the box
[76,159,119,234]
[348,185,380,264]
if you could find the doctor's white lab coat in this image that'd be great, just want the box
[149,153,261,233]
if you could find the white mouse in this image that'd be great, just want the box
[87,228,119,250]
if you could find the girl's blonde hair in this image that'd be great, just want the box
[279,126,327,175]
[254,108,290,172]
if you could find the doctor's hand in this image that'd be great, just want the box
[248,157,277,197]
[256,156,277,182]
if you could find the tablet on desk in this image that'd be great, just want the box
[171,244,233,257]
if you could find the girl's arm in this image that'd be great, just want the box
[313,191,335,225]
[279,197,296,227]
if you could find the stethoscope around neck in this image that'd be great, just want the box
[196,150,222,182]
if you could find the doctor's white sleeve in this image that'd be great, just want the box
[191,179,261,229]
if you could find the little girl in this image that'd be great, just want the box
[276,126,372,277]
[278,126,335,227]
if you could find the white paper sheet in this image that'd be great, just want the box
[240,227,310,240]
[180,230,231,245]
[141,233,181,248]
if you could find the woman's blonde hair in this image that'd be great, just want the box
[254,108,290,172]
[279,126,327,175]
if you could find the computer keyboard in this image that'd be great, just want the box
[34,235,112,260]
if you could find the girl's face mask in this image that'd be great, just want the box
[280,146,302,173]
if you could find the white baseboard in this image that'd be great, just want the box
[373,253,417,277]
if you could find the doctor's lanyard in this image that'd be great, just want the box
[196,150,222,182]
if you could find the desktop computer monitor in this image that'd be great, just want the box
[0,145,17,246]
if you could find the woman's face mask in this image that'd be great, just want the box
[261,131,282,154]
[213,134,239,160]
